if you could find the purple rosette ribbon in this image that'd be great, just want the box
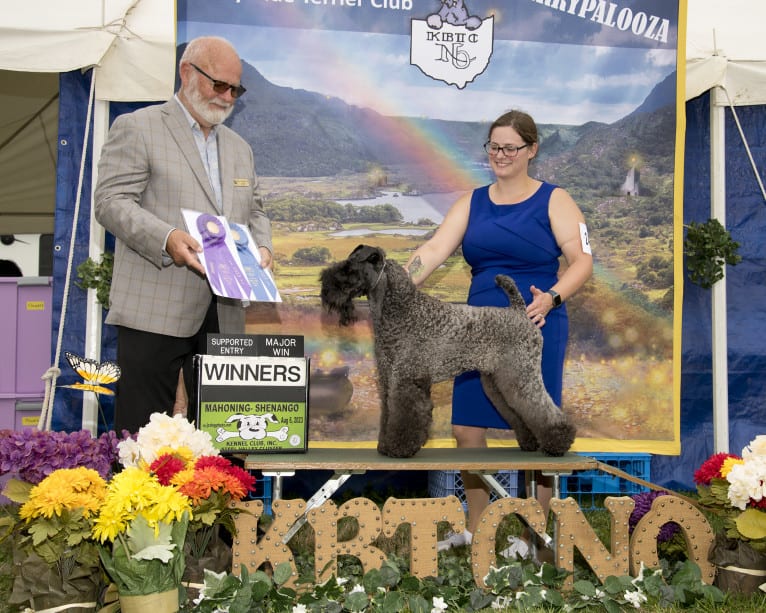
[196,214,253,300]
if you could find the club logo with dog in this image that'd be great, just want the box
[411,0,494,89]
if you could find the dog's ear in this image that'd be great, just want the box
[350,244,384,265]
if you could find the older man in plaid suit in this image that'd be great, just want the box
[95,36,273,433]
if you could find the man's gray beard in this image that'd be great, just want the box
[188,86,234,126]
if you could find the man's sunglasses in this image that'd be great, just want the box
[190,63,246,98]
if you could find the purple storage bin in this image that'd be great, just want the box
[0,277,52,395]
[0,279,18,395]
[0,396,14,431]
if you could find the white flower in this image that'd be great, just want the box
[491,596,512,609]
[350,584,365,594]
[624,589,647,608]
[118,412,218,467]
[117,436,141,467]
[727,458,766,509]
[431,596,448,612]
[336,577,348,586]
[292,605,308,613]
[743,435,766,458]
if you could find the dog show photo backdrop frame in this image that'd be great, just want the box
[178,0,683,456]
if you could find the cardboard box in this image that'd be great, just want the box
[195,354,309,454]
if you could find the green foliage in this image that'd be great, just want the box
[184,555,726,612]
[75,251,113,308]
[636,254,674,289]
[292,246,332,265]
[99,513,188,596]
[267,197,402,224]
[683,219,742,289]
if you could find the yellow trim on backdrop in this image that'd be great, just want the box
[309,437,679,455]
[671,0,688,457]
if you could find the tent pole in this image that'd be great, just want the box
[82,97,110,435]
[710,86,729,454]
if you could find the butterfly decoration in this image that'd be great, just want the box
[61,351,121,396]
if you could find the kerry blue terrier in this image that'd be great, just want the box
[320,244,576,459]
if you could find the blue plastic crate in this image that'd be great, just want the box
[428,470,518,511]
[560,453,651,510]
[247,473,273,515]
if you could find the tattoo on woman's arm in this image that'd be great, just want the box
[407,256,423,279]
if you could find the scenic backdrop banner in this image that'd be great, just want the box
[177,0,682,454]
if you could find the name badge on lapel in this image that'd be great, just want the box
[233,178,250,187]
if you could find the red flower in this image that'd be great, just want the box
[693,452,740,485]
[150,453,187,485]
[195,456,231,471]
[195,455,256,493]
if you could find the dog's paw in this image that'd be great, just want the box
[516,434,540,452]
[539,422,576,457]
[377,440,419,458]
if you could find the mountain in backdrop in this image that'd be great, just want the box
[222,55,677,195]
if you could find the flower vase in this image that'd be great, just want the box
[709,535,766,594]
[119,588,180,613]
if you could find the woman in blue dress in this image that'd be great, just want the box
[405,110,593,554]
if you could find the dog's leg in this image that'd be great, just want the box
[377,377,432,458]
[484,369,575,457]
[480,374,540,452]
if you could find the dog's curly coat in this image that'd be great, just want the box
[320,244,576,458]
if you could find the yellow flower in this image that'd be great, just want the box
[19,467,106,521]
[720,456,744,478]
[155,445,194,465]
[91,466,192,543]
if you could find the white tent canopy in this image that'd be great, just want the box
[685,0,766,105]
[0,0,175,234]
[685,0,766,454]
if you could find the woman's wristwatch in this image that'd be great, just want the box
[546,289,562,308]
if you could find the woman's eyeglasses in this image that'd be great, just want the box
[484,141,529,157]
[191,63,247,98]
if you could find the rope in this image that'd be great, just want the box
[720,85,766,203]
[38,70,96,432]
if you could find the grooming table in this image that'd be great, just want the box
[244,447,598,543]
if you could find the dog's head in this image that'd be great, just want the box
[320,244,386,325]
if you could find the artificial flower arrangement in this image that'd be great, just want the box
[0,428,120,609]
[116,413,256,582]
[91,465,192,604]
[0,427,119,485]
[694,435,766,552]
[6,467,107,610]
[629,490,681,543]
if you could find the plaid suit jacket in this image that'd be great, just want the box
[94,98,273,337]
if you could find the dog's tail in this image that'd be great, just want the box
[495,275,526,310]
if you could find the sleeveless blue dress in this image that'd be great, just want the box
[451,182,568,428]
